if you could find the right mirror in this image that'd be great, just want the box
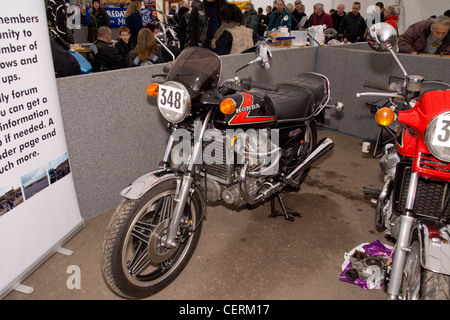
[255,45,272,70]
[367,22,398,52]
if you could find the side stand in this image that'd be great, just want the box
[269,193,302,222]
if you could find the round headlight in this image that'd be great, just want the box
[157,81,191,123]
[425,111,450,162]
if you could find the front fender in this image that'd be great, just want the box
[120,169,178,200]
[120,169,206,212]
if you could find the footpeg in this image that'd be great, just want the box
[363,187,380,196]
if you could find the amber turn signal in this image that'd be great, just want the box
[376,107,396,126]
[220,98,236,115]
[147,83,159,97]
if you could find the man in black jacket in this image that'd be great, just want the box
[176,0,191,48]
[341,1,367,43]
[89,26,126,72]
[187,0,228,48]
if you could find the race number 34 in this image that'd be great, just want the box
[433,114,450,147]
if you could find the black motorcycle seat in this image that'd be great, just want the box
[267,73,327,122]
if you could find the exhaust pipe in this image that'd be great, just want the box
[240,137,334,204]
[286,137,334,182]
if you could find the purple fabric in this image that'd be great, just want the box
[339,240,393,290]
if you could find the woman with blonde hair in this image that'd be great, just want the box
[127,28,164,67]
[125,0,143,42]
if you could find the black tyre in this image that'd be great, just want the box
[400,239,450,300]
[102,179,203,299]
[421,270,450,300]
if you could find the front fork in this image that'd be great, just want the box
[387,171,419,300]
[163,110,212,248]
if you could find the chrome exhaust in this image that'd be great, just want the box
[240,137,334,204]
[286,137,334,182]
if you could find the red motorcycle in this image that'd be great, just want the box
[359,23,450,299]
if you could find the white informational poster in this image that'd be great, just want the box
[0,1,84,297]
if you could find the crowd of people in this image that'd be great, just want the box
[47,0,450,77]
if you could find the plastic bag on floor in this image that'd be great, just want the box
[339,240,393,289]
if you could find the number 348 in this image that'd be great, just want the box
[159,87,183,112]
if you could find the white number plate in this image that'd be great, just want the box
[432,114,450,147]
[158,85,184,114]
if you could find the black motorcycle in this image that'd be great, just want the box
[101,45,342,299]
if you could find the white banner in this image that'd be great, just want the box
[0,1,84,297]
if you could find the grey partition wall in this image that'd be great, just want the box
[56,45,450,221]
[56,47,317,221]
[314,46,450,139]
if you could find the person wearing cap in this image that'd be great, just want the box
[88,0,110,43]
[291,0,307,30]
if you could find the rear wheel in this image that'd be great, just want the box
[102,179,203,299]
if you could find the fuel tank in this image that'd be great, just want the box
[212,91,276,130]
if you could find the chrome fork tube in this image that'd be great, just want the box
[387,171,419,300]
[164,110,212,248]
[162,134,176,164]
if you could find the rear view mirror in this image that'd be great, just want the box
[367,23,397,52]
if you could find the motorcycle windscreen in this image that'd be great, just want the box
[166,47,221,94]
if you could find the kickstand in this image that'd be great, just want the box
[269,193,302,222]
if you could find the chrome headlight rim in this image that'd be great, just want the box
[425,111,450,163]
[157,81,191,124]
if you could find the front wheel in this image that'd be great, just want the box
[421,270,450,300]
[400,239,450,300]
[102,179,203,299]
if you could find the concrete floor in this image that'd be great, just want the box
[4,129,392,300]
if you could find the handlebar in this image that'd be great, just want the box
[363,80,391,92]
[356,92,403,98]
